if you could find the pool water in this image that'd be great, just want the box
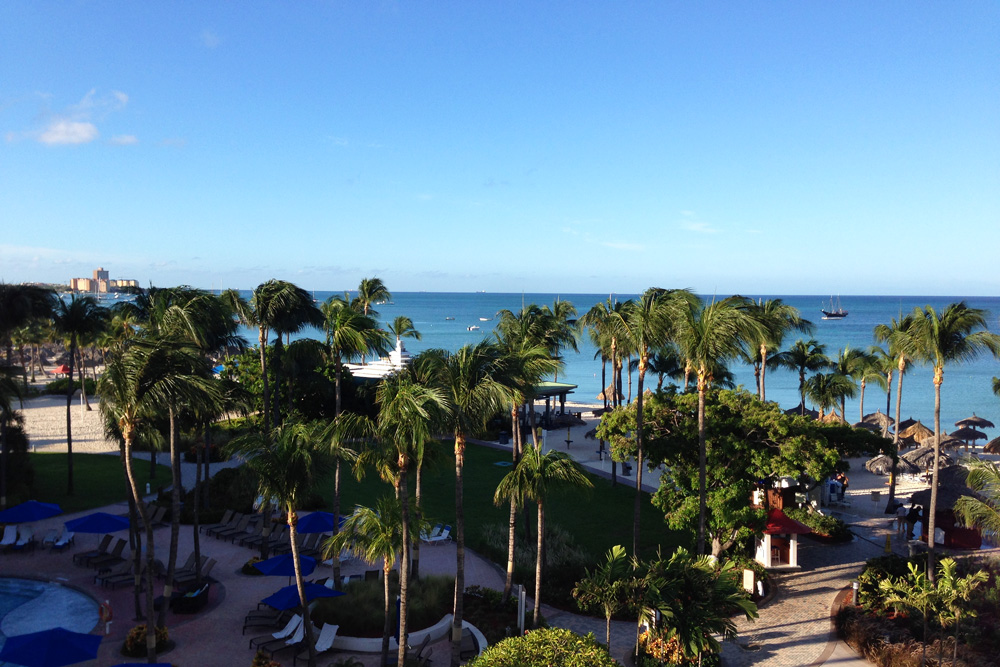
[0,578,99,660]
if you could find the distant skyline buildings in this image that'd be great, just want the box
[69,266,137,293]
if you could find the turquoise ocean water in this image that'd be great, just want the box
[252,292,1000,436]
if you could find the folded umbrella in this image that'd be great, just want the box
[254,553,316,578]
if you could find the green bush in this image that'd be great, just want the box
[785,507,853,542]
[467,627,617,667]
[43,377,96,395]
[311,574,454,637]
[121,624,169,658]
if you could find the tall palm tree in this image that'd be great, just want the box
[374,374,446,667]
[610,288,692,556]
[387,315,421,348]
[52,295,108,495]
[223,280,320,430]
[646,346,684,392]
[671,295,762,555]
[541,298,578,381]
[494,443,592,627]
[421,342,508,665]
[769,339,831,415]
[231,423,331,667]
[873,317,917,513]
[327,497,405,667]
[831,346,864,419]
[0,367,24,510]
[581,297,628,485]
[0,283,56,366]
[745,299,811,401]
[353,276,391,318]
[805,372,855,420]
[321,295,387,417]
[316,413,360,590]
[906,302,1000,582]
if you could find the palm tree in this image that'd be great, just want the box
[541,298,578,381]
[494,443,592,627]
[805,372,855,420]
[52,295,108,495]
[315,413,361,590]
[223,280,320,430]
[831,346,863,419]
[353,277,391,318]
[769,339,831,415]
[231,423,331,667]
[647,346,684,392]
[874,316,916,512]
[745,299,811,401]
[387,315,421,348]
[671,295,762,555]
[954,458,1000,544]
[0,366,24,509]
[906,302,1000,581]
[572,545,635,654]
[609,288,690,556]
[374,374,446,667]
[581,297,628,485]
[326,497,404,667]
[321,295,387,417]
[421,342,508,664]
[0,283,56,366]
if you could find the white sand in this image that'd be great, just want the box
[20,394,118,454]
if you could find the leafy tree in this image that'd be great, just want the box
[353,276,391,318]
[954,458,1000,546]
[387,315,421,347]
[830,346,864,419]
[572,545,636,652]
[769,339,831,415]
[540,298,578,381]
[906,302,1000,581]
[495,443,592,627]
[321,295,386,417]
[805,372,856,420]
[0,283,56,367]
[0,366,25,509]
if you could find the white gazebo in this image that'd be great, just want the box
[755,508,812,569]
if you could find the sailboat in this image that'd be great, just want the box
[821,296,848,320]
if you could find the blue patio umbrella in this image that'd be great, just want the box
[0,500,61,524]
[253,553,317,578]
[0,627,102,667]
[65,512,129,534]
[261,582,344,611]
[113,664,171,666]
[296,511,344,534]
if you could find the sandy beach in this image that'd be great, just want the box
[20,394,119,454]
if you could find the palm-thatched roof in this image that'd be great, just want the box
[853,421,881,433]
[949,426,988,443]
[918,434,966,450]
[584,427,598,441]
[984,437,1000,454]
[862,411,895,428]
[910,466,979,509]
[596,384,624,402]
[897,417,919,431]
[865,454,919,476]
[820,412,847,424]
[955,413,995,429]
[902,446,953,469]
[784,404,819,419]
[899,421,933,442]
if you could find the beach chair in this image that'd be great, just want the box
[173,557,215,587]
[39,528,59,548]
[104,562,146,590]
[90,538,128,572]
[294,623,339,666]
[249,614,302,650]
[205,511,241,537]
[138,505,168,530]
[95,560,132,586]
[73,534,113,565]
[0,525,18,550]
[214,514,252,541]
[243,608,293,634]
[425,525,451,544]
[200,509,235,535]
[52,530,74,551]
[262,621,314,658]
[420,523,443,542]
[9,526,35,552]
[383,634,431,667]
[236,521,265,546]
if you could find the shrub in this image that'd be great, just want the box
[251,650,281,667]
[785,507,852,542]
[43,377,96,395]
[182,442,228,463]
[467,627,617,667]
[464,586,537,645]
[121,624,169,658]
[311,574,454,637]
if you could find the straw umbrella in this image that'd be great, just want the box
[596,384,623,403]
[820,411,847,425]
[955,413,995,429]
[862,410,894,429]
[984,437,1000,454]
[903,446,953,470]
[866,454,919,476]
[919,434,965,451]
[949,426,988,452]
[899,421,933,442]
[785,404,818,419]
[853,421,881,433]
[910,465,979,511]
[896,417,919,432]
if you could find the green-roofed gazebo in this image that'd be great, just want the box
[533,381,578,427]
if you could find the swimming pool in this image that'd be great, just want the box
[0,577,99,660]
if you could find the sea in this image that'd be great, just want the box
[243,292,1000,436]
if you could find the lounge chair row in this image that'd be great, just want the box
[248,613,340,665]
[0,525,40,552]
[420,523,452,544]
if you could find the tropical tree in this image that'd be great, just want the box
[353,276,391,317]
[954,459,1000,545]
[646,346,684,392]
[670,295,762,555]
[222,280,320,430]
[316,414,360,589]
[0,283,56,366]
[387,315,421,348]
[52,295,108,495]
[804,372,855,420]
[0,366,24,509]
[769,338,831,415]
[321,295,387,417]
[906,302,1000,581]
[572,545,635,652]
[326,497,404,667]
[421,342,509,664]
[231,423,331,667]
[541,298,578,381]
[874,315,916,512]
[581,297,626,485]
[494,443,592,628]
[745,298,811,401]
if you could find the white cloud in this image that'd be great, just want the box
[39,120,98,145]
[110,134,138,145]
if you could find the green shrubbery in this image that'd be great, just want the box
[43,377,96,395]
[121,625,169,658]
[467,627,617,667]
[311,574,453,637]
[785,507,853,542]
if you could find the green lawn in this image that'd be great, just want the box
[315,441,688,562]
[27,453,173,513]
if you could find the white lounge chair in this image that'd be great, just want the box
[249,613,302,650]
[261,620,311,657]
[294,623,338,666]
[425,525,451,544]
[420,523,442,542]
[53,530,74,551]
[0,525,16,549]
[9,526,34,551]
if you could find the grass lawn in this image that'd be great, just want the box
[316,441,689,562]
[28,453,173,514]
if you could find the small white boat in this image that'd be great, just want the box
[467,325,480,331]
[445,317,455,321]
[479,317,492,321]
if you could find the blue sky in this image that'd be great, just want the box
[2,2,998,295]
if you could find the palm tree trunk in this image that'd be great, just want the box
[503,404,518,600]
[158,406,181,628]
[1,417,8,510]
[398,463,411,667]
[382,561,392,667]
[859,379,866,423]
[123,433,157,661]
[886,361,903,512]
[289,512,318,667]
[633,364,646,557]
[413,461,423,581]
[332,458,342,590]
[697,374,708,556]
[66,336,75,495]
[799,370,806,415]
[193,436,203,587]
[533,500,544,628]
[76,347,91,411]
[885,370,892,417]
[451,433,467,667]
[927,368,943,583]
[259,327,270,431]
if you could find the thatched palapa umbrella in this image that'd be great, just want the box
[785,404,818,419]
[949,426,988,450]
[853,421,881,433]
[918,434,965,451]
[955,413,995,429]
[896,417,919,432]
[862,410,894,429]
[819,411,847,425]
[984,437,1000,454]
[596,384,623,402]
[910,465,980,510]
[865,454,919,476]
[899,421,933,442]
[903,446,953,470]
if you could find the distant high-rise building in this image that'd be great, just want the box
[70,267,136,294]
[93,267,109,281]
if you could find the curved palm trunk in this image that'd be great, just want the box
[123,432,157,661]
[397,461,411,667]
[503,404,518,600]
[885,370,892,417]
[192,437,203,587]
[332,458,342,590]
[258,327,270,431]
[451,432,466,667]
[799,370,806,415]
[885,361,903,513]
[66,335,76,495]
[633,363,646,557]
[76,347,91,411]
[381,558,392,667]
[158,406,182,628]
[413,460,423,581]
[533,500,544,628]
[859,379,866,423]
[697,373,708,556]
[289,511,317,667]
[927,368,943,583]
[760,346,769,402]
